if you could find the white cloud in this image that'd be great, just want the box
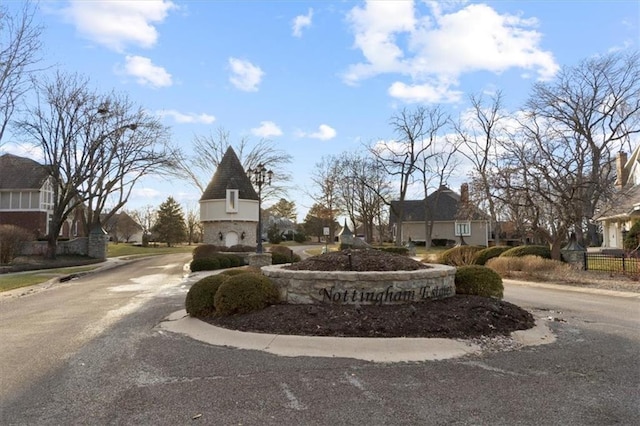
[251,121,283,138]
[344,1,559,103]
[120,55,172,88]
[300,124,337,141]
[60,0,176,52]
[292,8,313,37]
[228,58,264,92]
[131,187,162,199]
[156,110,216,124]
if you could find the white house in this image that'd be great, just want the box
[595,147,640,249]
[199,147,258,247]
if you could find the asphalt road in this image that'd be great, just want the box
[1,253,639,425]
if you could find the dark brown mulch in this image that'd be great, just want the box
[203,249,534,338]
[285,249,429,272]
[203,295,535,338]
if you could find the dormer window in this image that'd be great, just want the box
[226,189,239,213]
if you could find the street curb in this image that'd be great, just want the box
[159,309,556,363]
[504,279,640,298]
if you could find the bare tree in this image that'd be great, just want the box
[522,51,640,246]
[0,1,43,144]
[370,106,443,245]
[184,203,202,245]
[130,205,157,246]
[173,127,292,202]
[14,71,175,258]
[454,91,508,245]
[309,156,343,242]
[337,152,392,243]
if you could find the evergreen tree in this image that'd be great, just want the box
[153,197,187,247]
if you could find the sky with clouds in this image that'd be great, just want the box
[2,0,638,221]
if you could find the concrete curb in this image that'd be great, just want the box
[504,279,640,298]
[160,309,555,363]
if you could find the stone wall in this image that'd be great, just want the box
[261,263,456,305]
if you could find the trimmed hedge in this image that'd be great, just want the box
[192,244,222,260]
[500,245,551,259]
[438,245,485,266]
[214,273,280,316]
[190,257,221,272]
[473,246,512,265]
[185,274,229,317]
[455,265,504,299]
[269,245,301,263]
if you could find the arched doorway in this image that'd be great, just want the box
[225,231,239,247]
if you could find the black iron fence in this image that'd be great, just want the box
[584,252,640,274]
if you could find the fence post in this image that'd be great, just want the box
[622,254,626,273]
[583,252,588,271]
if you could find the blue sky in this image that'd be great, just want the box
[2,0,639,221]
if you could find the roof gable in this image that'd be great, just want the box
[200,147,258,201]
[389,185,487,223]
[0,153,50,190]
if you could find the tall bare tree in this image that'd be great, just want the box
[309,156,343,242]
[522,51,640,246]
[15,71,175,258]
[0,1,43,144]
[173,127,292,202]
[370,106,445,245]
[454,91,508,245]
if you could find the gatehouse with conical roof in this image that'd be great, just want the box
[199,147,258,247]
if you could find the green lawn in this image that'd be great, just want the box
[0,266,100,293]
[107,243,195,258]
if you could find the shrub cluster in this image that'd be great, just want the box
[473,246,512,265]
[268,245,301,264]
[192,244,222,260]
[185,270,279,317]
[454,265,504,299]
[624,220,640,251]
[214,273,280,316]
[438,245,485,266]
[189,253,244,272]
[185,275,229,317]
[499,245,551,259]
[0,225,33,264]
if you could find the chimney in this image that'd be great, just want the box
[460,183,469,204]
[615,151,628,190]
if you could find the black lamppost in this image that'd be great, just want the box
[247,163,272,254]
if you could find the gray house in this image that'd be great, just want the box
[389,184,489,246]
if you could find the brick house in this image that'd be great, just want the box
[0,153,86,239]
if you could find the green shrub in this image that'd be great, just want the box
[185,274,229,317]
[213,254,232,268]
[438,245,485,266]
[214,273,280,316]
[192,244,222,260]
[220,267,259,277]
[500,245,551,259]
[226,244,256,252]
[374,246,409,255]
[269,245,301,263]
[624,221,640,251]
[455,265,504,299]
[473,246,512,265]
[293,232,307,243]
[190,257,221,272]
[222,254,243,267]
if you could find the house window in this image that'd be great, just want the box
[455,221,471,237]
[226,189,239,213]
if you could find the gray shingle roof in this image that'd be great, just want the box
[595,184,640,220]
[200,147,258,201]
[389,185,487,224]
[0,153,50,190]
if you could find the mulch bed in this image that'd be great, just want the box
[203,296,535,339]
[203,249,536,338]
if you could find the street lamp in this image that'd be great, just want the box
[247,163,273,254]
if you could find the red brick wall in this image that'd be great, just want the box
[0,211,47,238]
